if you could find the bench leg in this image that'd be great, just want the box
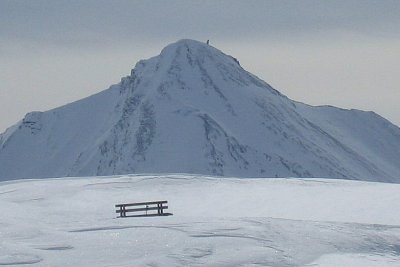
[160,204,164,215]
[118,207,122,217]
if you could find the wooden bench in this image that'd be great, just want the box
[115,200,171,217]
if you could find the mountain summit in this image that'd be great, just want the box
[1,39,400,181]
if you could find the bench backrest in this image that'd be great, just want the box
[115,200,167,208]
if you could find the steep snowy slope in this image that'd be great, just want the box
[0,39,399,181]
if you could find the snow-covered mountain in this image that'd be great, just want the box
[1,39,399,181]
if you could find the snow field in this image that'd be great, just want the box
[1,174,400,266]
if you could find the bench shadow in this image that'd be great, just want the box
[118,213,173,218]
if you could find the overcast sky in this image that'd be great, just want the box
[1,0,400,132]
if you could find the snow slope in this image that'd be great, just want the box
[1,174,400,266]
[1,39,400,181]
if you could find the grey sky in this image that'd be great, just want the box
[1,0,400,132]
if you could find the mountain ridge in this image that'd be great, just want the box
[1,39,399,181]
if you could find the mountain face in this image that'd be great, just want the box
[1,39,400,182]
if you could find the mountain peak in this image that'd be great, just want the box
[127,38,273,101]
[1,39,400,182]
[156,39,240,69]
[160,39,214,55]
[164,38,209,48]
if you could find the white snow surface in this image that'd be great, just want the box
[1,174,400,266]
[1,39,400,181]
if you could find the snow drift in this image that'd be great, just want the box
[0,39,399,181]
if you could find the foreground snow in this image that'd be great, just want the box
[1,174,400,266]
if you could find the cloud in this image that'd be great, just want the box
[1,0,399,48]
